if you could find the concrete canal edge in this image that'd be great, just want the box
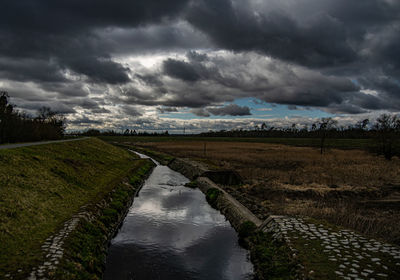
[28,159,155,280]
[167,158,303,279]
[196,177,261,229]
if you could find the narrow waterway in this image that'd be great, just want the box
[103,153,253,279]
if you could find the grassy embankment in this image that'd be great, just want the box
[53,159,154,279]
[104,137,400,245]
[0,138,151,278]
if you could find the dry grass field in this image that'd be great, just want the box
[140,141,400,188]
[135,140,400,244]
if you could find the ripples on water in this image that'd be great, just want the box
[104,158,253,280]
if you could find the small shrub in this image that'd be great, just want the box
[206,188,221,207]
[185,180,198,188]
[249,231,297,279]
[109,200,124,211]
[99,208,118,227]
[238,220,257,240]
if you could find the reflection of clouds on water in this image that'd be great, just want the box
[145,165,189,187]
[106,242,198,280]
[224,248,254,279]
[106,163,253,279]
[182,226,237,278]
[133,199,189,220]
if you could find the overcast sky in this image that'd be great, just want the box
[1,0,399,133]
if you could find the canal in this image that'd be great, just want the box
[103,153,253,279]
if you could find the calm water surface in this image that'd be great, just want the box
[103,154,253,280]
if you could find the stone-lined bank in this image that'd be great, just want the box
[25,159,155,280]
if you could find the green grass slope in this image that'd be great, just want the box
[0,138,141,277]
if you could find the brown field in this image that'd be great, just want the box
[135,140,400,244]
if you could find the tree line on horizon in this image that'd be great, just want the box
[199,115,400,159]
[76,114,400,159]
[0,92,65,144]
[199,116,399,138]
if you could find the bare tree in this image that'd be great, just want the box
[355,118,370,131]
[261,122,267,130]
[0,93,65,143]
[37,106,57,123]
[315,117,337,154]
[373,114,400,160]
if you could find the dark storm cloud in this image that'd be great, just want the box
[121,105,143,117]
[136,74,164,87]
[186,0,354,67]
[324,103,367,115]
[371,25,400,78]
[357,73,400,106]
[59,55,131,85]
[186,51,209,62]
[99,22,212,54]
[157,107,178,114]
[0,0,189,33]
[191,108,211,117]
[13,99,76,115]
[163,59,202,82]
[0,30,131,84]
[190,104,251,117]
[135,73,168,94]
[208,104,251,116]
[69,117,103,125]
[185,0,400,68]
[0,58,66,83]
[0,0,191,84]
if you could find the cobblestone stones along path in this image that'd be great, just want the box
[24,211,93,280]
[261,216,400,279]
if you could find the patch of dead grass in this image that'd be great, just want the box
[139,141,400,189]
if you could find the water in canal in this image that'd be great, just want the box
[103,153,253,280]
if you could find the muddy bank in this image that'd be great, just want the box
[30,159,155,280]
